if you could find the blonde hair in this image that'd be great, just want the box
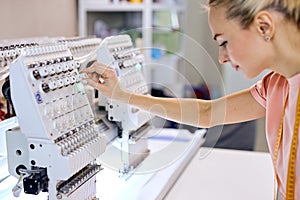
[208,0,300,29]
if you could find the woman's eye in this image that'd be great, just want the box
[219,41,228,47]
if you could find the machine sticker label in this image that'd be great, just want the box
[35,91,43,104]
[115,68,119,77]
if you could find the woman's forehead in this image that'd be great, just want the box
[208,6,228,35]
[208,6,241,37]
[208,6,227,24]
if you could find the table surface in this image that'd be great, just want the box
[164,147,275,200]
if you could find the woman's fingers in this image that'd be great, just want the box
[80,61,123,99]
[80,62,115,78]
[91,72,100,82]
[84,78,106,92]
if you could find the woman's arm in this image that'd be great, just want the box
[81,62,266,128]
[121,89,265,128]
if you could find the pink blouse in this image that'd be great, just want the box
[250,71,300,199]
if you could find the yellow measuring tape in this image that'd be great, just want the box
[273,88,300,200]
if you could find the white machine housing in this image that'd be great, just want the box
[6,43,107,200]
[56,36,102,61]
[96,35,152,174]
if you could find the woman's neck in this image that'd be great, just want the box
[271,23,300,78]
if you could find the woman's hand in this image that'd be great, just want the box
[80,62,129,101]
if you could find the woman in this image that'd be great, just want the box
[81,0,300,199]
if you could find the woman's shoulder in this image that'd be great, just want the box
[252,71,288,99]
[262,71,285,80]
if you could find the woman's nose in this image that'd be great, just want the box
[218,49,230,64]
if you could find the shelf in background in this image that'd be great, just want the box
[152,3,184,12]
[80,0,184,12]
[78,0,186,90]
[80,0,145,12]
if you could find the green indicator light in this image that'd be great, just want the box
[135,63,142,72]
[76,82,85,93]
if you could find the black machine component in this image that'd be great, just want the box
[117,126,122,138]
[23,167,49,195]
[2,77,16,117]
[56,164,102,197]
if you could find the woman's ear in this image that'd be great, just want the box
[254,11,275,40]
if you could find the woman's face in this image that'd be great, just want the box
[208,6,270,79]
